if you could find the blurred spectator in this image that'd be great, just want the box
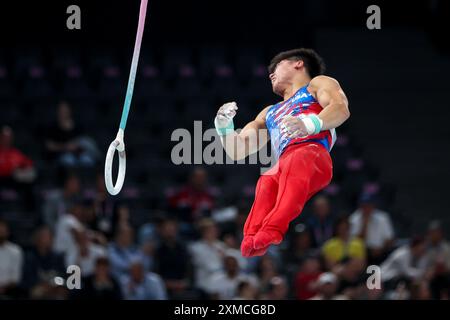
[108,225,142,279]
[306,195,335,248]
[283,224,316,269]
[110,203,133,240]
[233,280,258,300]
[334,258,367,299]
[72,257,122,300]
[137,214,161,273]
[81,199,113,248]
[350,193,394,265]
[84,173,116,239]
[139,234,157,274]
[0,219,24,299]
[21,226,66,299]
[256,255,282,294]
[66,230,106,277]
[381,236,429,292]
[120,258,167,300]
[364,285,384,300]
[53,199,85,261]
[295,255,323,300]
[138,211,165,247]
[410,280,432,300]
[425,220,450,299]
[0,125,36,209]
[167,167,217,224]
[261,276,289,300]
[205,249,259,299]
[42,173,81,230]
[322,216,366,269]
[222,232,240,250]
[309,272,348,300]
[44,101,99,168]
[188,218,227,293]
[219,201,252,246]
[154,217,191,299]
[386,281,411,300]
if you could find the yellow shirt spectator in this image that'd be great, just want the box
[322,237,366,263]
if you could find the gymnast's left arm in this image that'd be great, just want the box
[308,75,350,131]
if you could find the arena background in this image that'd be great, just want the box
[0,0,449,301]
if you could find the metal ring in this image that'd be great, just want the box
[104,140,126,195]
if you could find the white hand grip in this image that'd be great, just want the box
[104,129,126,195]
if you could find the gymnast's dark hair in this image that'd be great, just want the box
[268,48,326,78]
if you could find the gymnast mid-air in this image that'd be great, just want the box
[214,48,350,257]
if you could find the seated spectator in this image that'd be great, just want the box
[349,193,394,265]
[217,200,250,243]
[205,249,259,300]
[309,272,348,300]
[261,276,289,300]
[137,214,164,273]
[21,226,67,299]
[53,199,86,262]
[221,232,240,250]
[108,225,142,279]
[138,214,160,247]
[66,230,106,277]
[71,257,122,300]
[154,217,191,299]
[334,258,367,299]
[295,255,323,300]
[283,224,317,271]
[381,236,429,291]
[425,220,450,299]
[83,173,117,239]
[256,255,282,294]
[139,234,157,274]
[0,125,36,210]
[120,257,167,300]
[110,203,133,240]
[81,198,109,246]
[306,195,335,248]
[322,216,366,269]
[188,218,227,292]
[42,173,81,230]
[167,167,217,224]
[0,219,24,299]
[44,101,99,168]
[233,280,258,300]
[410,280,432,300]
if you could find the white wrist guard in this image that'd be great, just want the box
[303,114,323,135]
[214,117,234,136]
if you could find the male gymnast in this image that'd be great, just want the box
[214,48,350,257]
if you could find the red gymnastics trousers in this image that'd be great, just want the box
[241,141,333,257]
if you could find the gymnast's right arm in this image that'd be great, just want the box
[214,102,270,161]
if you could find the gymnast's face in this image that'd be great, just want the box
[269,59,304,97]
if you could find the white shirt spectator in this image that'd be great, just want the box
[350,209,394,249]
[0,241,24,287]
[381,245,428,282]
[205,271,259,299]
[53,214,84,257]
[120,272,167,300]
[66,243,106,276]
[188,240,227,291]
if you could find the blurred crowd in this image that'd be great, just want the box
[1,135,450,299]
[0,51,449,300]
